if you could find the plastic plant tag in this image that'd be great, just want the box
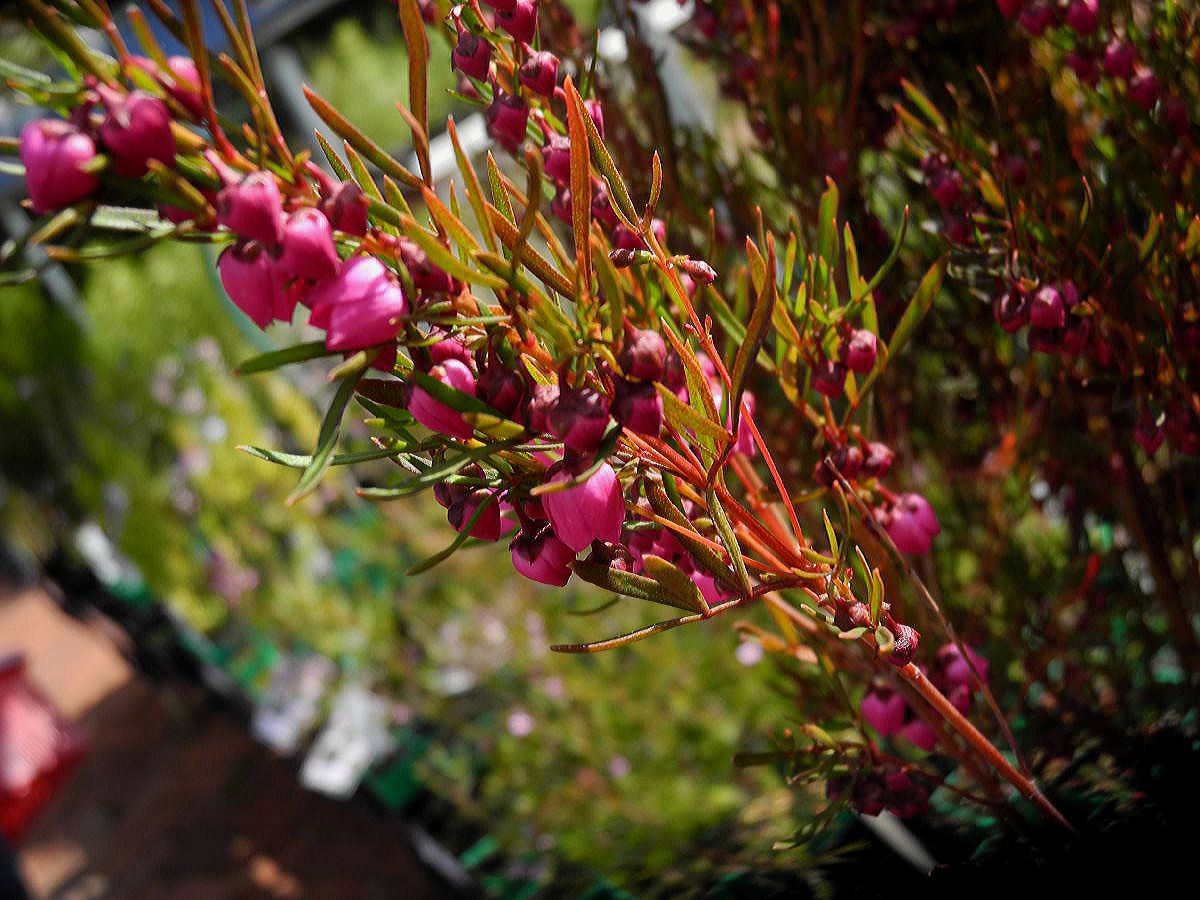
[298,682,395,799]
[251,654,336,756]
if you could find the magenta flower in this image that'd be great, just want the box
[511,525,576,586]
[447,490,503,541]
[584,98,605,139]
[277,208,339,282]
[218,171,285,245]
[936,643,989,690]
[319,181,370,236]
[164,56,204,119]
[477,357,527,418]
[542,133,571,186]
[1135,410,1165,454]
[993,286,1030,333]
[862,442,894,478]
[548,386,612,453]
[841,329,878,374]
[496,0,537,43]
[882,492,941,555]
[218,242,287,329]
[899,718,937,751]
[543,463,626,552]
[452,29,491,82]
[486,91,529,154]
[308,256,408,362]
[481,0,517,11]
[19,119,100,214]
[1128,68,1161,110]
[1029,285,1065,330]
[861,685,907,737]
[409,359,477,440]
[812,358,847,398]
[1064,0,1098,36]
[519,49,558,97]
[618,324,668,381]
[1103,38,1137,80]
[613,379,664,437]
[98,89,176,177]
[732,392,757,456]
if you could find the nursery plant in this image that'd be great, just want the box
[4,0,1200,882]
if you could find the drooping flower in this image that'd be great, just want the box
[496,0,537,44]
[548,386,612,453]
[486,90,529,153]
[447,489,503,541]
[217,241,288,329]
[613,378,664,437]
[519,49,558,97]
[98,88,176,177]
[881,493,941,555]
[307,256,408,365]
[861,685,907,737]
[841,329,878,374]
[511,524,576,586]
[218,171,285,245]
[19,119,100,214]
[452,28,492,81]
[319,180,370,236]
[277,207,339,282]
[543,463,626,552]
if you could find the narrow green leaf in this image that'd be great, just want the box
[238,444,401,468]
[235,340,334,374]
[303,85,421,188]
[286,369,363,505]
[572,560,703,614]
[888,254,946,359]
[707,490,751,597]
[641,555,710,615]
[656,384,728,445]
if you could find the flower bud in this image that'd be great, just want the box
[218,171,285,245]
[519,49,558,97]
[98,89,176,177]
[164,56,204,119]
[527,381,560,433]
[409,359,478,440]
[447,490,503,541]
[993,286,1029,332]
[1064,0,1098,36]
[1103,38,1136,80]
[1128,68,1160,110]
[452,29,491,81]
[678,258,717,285]
[584,99,605,139]
[1017,3,1054,35]
[881,493,940,555]
[618,324,667,381]
[496,0,537,43]
[19,119,100,214]
[613,378,664,437]
[429,336,473,368]
[1029,284,1065,329]
[277,207,339,282]
[218,241,287,329]
[477,358,527,418]
[486,90,529,154]
[861,685,907,737]
[319,181,370,236]
[1066,50,1099,86]
[481,0,517,12]
[543,462,626,551]
[542,133,571,186]
[927,167,963,209]
[396,236,457,293]
[886,623,921,667]
[511,524,576,586]
[862,442,895,478]
[548,386,612,453]
[841,329,878,374]
[812,358,847,398]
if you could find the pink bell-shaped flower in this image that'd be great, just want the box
[519,49,558,97]
[452,28,491,81]
[812,358,847,398]
[899,718,937,752]
[613,379,663,437]
[543,463,626,552]
[19,119,100,214]
[548,386,612,453]
[308,256,408,360]
[277,207,339,282]
[447,490,503,541]
[164,56,204,119]
[841,329,878,374]
[319,180,370,236]
[409,359,477,440]
[883,492,941,555]
[618,323,667,382]
[496,0,537,43]
[217,241,286,329]
[218,171,285,245]
[861,685,907,737]
[98,88,176,177]
[542,132,571,186]
[511,525,576,586]
[486,91,528,154]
